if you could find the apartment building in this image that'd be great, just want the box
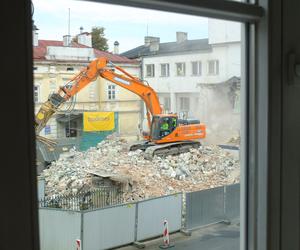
[121,19,241,143]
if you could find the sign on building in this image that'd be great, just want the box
[44,125,51,135]
[83,112,115,131]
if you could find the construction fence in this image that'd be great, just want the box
[39,193,182,250]
[39,186,123,211]
[38,184,240,250]
[185,183,240,229]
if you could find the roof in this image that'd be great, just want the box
[121,38,211,59]
[33,40,138,64]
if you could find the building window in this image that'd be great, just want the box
[108,85,116,100]
[176,62,186,76]
[33,67,38,71]
[179,97,190,110]
[191,61,202,76]
[65,120,77,137]
[145,64,155,77]
[160,63,170,77]
[233,93,240,113]
[164,97,171,111]
[208,60,219,75]
[34,85,39,103]
[67,67,74,71]
[49,81,56,93]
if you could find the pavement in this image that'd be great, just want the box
[115,222,240,250]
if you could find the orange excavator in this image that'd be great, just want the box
[35,57,206,158]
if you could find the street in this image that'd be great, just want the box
[117,223,240,250]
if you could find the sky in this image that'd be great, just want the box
[32,0,209,53]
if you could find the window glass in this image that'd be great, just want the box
[33,2,243,249]
[108,84,116,100]
[34,85,39,102]
[160,63,169,77]
[192,61,202,75]
[208,60,219,75]
[146,64,155,77]
[176,62,186,76]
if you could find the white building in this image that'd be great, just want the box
[121,19,241,143]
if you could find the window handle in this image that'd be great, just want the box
[288,53,300,85]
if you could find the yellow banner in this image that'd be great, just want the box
[83,112,115,132]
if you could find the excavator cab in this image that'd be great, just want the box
[150,115,178,140]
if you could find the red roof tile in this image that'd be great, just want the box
[33,39,138,64]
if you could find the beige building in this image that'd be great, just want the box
[33,29,141,143]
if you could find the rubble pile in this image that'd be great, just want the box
[42,135,240,201]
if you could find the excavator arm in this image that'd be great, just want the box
[35,57,162,135]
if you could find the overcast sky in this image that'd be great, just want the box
[32,0,209,53]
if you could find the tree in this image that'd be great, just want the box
[91,26,109,51]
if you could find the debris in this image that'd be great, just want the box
[41,135,240,201]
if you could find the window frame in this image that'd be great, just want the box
[160,63,170,77]
[179,96,190,111]
[191,61,202,76]
[33,85,40,103]
[145,64,155,77]
[175,62,186,76]
[208,59,219,75]
[14,1,281,250]
[107,84,116,100]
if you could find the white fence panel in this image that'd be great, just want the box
[39,209,81,250]
[83,204,136,250]
[136,193,182,241]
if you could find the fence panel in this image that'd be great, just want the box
[186,186,225,230]
[83,204,136,250]
[39,209,81,250]
[224,183,240,221]
[136,193,182,241]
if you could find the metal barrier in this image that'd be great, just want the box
[185,184,240,230]
[224,184,240,221]
[39,209,81,250]
[186,186,225,229]
[38,185,240,249]
[136,193,182,241]
[83,204,136,250]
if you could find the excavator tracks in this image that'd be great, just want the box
[129,141,201,159]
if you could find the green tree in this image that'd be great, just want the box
[91,26,109,51]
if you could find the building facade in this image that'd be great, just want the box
[33,28,141,142]
[121,19,241,144]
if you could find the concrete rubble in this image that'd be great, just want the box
[42,134,240,202]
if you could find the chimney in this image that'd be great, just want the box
[176,32,188,43]
[144,36,160,52]
[32,21,39,47]
[77,27,92,47]
[114,41,119,54]
[63,35,71,46]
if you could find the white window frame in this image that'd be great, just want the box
[176,62,186,76]
[164,96,171,111]
[208,60,219,75]
[145,64,155,77]
[179,96,190,110]
[160,63,170,77]
[107,84,116,100]
[191,61,202,76]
